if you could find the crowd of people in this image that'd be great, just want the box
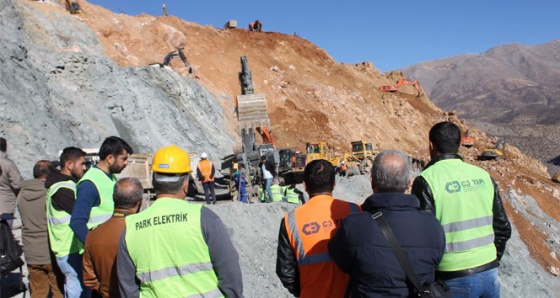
[0,121,511,298]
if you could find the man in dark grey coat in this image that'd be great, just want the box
[329,149,445,297]
[17,160,64,297]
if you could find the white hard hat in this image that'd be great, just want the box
[341,160,345,164]
[201,152,208,159]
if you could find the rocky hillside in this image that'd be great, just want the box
[401,40,560,173]
[2,0,560,296]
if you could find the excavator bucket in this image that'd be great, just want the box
[235,93,270,130]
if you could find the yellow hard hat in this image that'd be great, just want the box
[151,145,191,174]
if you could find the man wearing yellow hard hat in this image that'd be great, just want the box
[116,145,244,297]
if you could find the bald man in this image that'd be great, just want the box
[82,178,143,298]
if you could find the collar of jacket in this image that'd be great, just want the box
[361,193,421,212]
[423,153,462,171]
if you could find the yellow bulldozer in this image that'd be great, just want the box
[341,140,380,175]
[65,0,83,14]
[479,138,506,161]
[290,142,341,183]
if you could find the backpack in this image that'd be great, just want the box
[0,219,24,273]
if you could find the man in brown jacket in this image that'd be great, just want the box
[0,137,24,227]
[17,160,64,297]
[82,177,143,298]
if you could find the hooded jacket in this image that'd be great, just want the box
[16,178,51,264]
[0,151,23,213]
[44,170,78,215]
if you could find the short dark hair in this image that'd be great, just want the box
[152,174,189,195]
[113,177,143,208]
[371,150,410,193]
[304,159,335,194]
[261,155,267,160]
[0,137,6,152]
[98,136,133,160]
[60,147,86,168]
[429,122,461,154]
[33,160,55,179]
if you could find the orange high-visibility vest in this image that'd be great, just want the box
[284,195,361,298]
[197,160,214,182]
[340,164,348,171]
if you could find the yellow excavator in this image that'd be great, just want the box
[479,138,506,160]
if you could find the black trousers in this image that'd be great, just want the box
[202,181,217,204]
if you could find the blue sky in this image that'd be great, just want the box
[88,0,560,72]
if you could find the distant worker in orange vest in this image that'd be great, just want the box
[197,152,216,205]
[248,22,254,31]
[339,160,348,177]
[276,159,361,298]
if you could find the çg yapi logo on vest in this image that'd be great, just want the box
[445,181,461,194]
[302,222,320,235]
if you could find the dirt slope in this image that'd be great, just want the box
[26,0,560,284]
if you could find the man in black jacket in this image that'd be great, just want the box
[411,121,511,298]
[329,149,445,297]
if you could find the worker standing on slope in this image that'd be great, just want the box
[276,159,361,297]
[70,136,133,246]
[117,145,244,297]
[412,121,511,297]
[197,152,217,205]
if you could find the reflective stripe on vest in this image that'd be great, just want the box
[284,196,361,298]
[198,160,214,182]
[46,180,83,257]
[77,167,117,229]
[125,198,221,298]
[284,188,300,204]
[420,158,496,271]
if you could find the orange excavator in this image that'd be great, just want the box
[379,79,421,95]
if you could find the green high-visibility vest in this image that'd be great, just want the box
[46,181,84,257]
[271,184,284,202]
[420,158,496,271]
[77,166,117,229]
[125,198,222,298]
[284,187,300,204]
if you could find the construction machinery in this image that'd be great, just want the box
[479,138,506,160]
[65,0,83,14]
[221,56,294,201]
[341,141,380,175]
[379,78,421,95]
[290,142,341,182]
[161,48,193,74]
[461,130,474,148]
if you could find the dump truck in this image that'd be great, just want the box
[479,138,506,160]
[341,141,380,175]
[66,148,203,209]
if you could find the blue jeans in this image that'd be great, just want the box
[263,178,273,202]
[56,253,91,298]
[443,268,500,298]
